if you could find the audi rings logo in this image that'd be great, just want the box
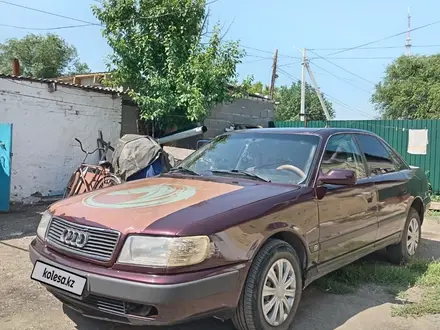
[60,228,89,248]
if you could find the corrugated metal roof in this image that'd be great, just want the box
[0,74,125,95]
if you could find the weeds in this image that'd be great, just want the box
[314,259,440,317]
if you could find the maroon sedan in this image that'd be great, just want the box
[29,128,430,330]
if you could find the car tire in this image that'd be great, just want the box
[387,208,421,265]
[231,239,303,330]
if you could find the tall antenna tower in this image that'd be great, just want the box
[405,7,412,56]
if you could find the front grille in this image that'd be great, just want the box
[46,216,120,261]
[85,294,126,314]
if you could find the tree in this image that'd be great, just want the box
[372,55,440,119]
[92,0,247,126]
[275,81,334,121]
[0,34,90,78]
[248,81,270,95]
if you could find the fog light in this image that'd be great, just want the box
[124,303,157,317]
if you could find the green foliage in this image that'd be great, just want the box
[248,81,270,95]
[372,55,440,119]
[274,81,334,121]
[0,33,90,78]
[92,0,247,126]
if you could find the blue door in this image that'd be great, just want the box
[0,123,12,212]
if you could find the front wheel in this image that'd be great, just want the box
[387,208,421,264]
[63,171,80,199]
[232,239,303,330]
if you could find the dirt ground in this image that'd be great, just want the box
[1,205,440,330]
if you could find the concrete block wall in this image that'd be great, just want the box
[172,97,275,149]
[203,97,275,139]
[0,78,122,202]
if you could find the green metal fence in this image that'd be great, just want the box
[275,120,440,193]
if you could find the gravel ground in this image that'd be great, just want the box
[1,205,440,330]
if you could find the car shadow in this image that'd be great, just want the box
[64,236,440,330]
[0,203,48,240]
[418,237,440,260]
[64,284,404,330]
[64,264,415,330]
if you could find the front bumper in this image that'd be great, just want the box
[29,239,244,325]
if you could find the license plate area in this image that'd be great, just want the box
[31,261,87,296]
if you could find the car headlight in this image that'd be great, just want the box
[117,235,211,267]
[37,210,52,240]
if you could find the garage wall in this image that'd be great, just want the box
[0,78,122,202]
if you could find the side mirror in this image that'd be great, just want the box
[318,169,357,186]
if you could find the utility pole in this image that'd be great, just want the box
[269,49,278,99]
[405,8,412,56]
[306,64,331,123]
[300,48,307,126]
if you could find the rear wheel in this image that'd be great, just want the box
[95,174,121,190]
[232,239,303,330]
[387,208,421,264]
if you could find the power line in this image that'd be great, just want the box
[242,44,440,61]
[314,56,397,60]
[244,54,274,60]
[282,57,397,67]
[278,60,302,68]
[325,19,440,56]
[0,3,185,32]
[240,45,274,55]
[0,23,96,31]
[309,62,372,94]
[309,44,440,51]
[0,0,100,25]
[240,45,300,59]
[307,49,376,85]
[277,68,301,82]
[324,94,373,119]
[241,58,273,64]
[277,69,373,119]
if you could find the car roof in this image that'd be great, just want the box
[232,127,373,137]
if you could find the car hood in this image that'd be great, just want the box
[49,176,301,236]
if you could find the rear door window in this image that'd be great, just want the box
[355,134,399,175]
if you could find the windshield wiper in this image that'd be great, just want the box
[211,169,271,182]
[168,167,201,176]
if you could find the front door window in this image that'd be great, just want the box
[321,134,366,179]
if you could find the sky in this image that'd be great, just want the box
[1,0,440,120]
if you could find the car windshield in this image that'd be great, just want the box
[176,132,320,184]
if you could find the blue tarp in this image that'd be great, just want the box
[126,158,164,181]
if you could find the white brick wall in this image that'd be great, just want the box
[0,78,122,202]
